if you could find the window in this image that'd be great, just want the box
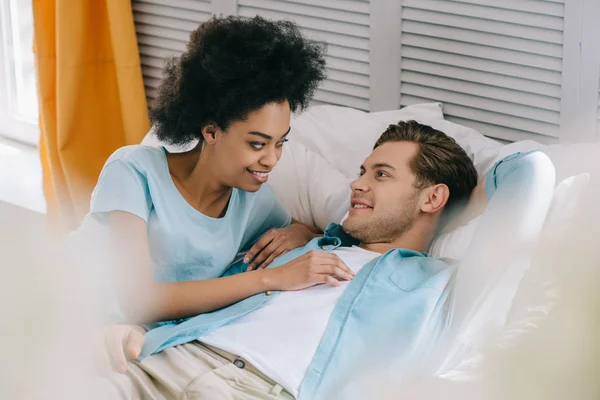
[0,0,39,145]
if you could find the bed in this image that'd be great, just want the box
[142,101,600,384]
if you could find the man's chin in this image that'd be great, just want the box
[343,213,368,227]
[341,218,356,231]
[342,219,367,239]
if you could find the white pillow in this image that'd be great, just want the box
[289,103,445,179]
[542,172,591,232]
[268,140,351,229]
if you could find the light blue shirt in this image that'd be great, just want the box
[138,151,555,400]
[88,145,291,283]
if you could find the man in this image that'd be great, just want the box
[99,121,555,400]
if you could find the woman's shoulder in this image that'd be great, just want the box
[103,145,166,174]
[106,145,164,164]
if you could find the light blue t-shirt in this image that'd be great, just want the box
[88,145,291,282]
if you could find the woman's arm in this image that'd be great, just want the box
[110,211,275,324]
[292,218,322,235]
[109,212,352,324]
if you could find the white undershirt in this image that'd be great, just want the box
[200,246,380,397]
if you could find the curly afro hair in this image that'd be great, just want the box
[149,15,327,146]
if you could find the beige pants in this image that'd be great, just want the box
[99,341,295,400]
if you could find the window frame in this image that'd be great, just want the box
[0,0,39,146]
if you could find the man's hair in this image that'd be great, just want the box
[374,120,478,211]
[150,16,327,146]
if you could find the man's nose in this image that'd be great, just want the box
[350,176,369,192]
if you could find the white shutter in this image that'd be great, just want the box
[399,0,565,143]
[597,80,600,140]
[132,0,213,105]
[237,0,371,110]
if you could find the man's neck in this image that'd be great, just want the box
[358,224,435,255]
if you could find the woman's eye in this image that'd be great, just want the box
[276,138,289,147]
[250,142,266,150]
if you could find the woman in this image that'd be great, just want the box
[88,16,355,330]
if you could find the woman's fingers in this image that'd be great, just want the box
[105,326,129,373]
[320,274,341,287]
[321,264,354,281]
[313,253,355,278]
[125,329,145,361]
[249,238,283,270]
[331,255,355,277]
[257,245,288,269]
[245,230,277,270]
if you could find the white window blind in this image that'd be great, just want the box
[132,0,600,143]
[597,80,600,139]
[132,0,213,105]
[398,0,565,144]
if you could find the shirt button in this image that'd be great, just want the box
[266,290,272,296]
[234,359,245,369]
[321,246,327,250]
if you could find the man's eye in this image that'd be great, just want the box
[250,142,266,150]
[376,171,388,178]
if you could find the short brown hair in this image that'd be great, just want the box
[374,120,478,210]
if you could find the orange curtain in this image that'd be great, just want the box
[33,0,150,231]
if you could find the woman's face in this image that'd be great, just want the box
[208,100,291,192]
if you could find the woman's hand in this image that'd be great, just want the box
[96,324,146,375]
[261,250,355,291]
[245,223,319,271]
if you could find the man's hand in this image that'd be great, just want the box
[96,324,145,375]
[245,224,318,271]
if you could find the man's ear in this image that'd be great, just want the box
[201,124,219,144]
[420,184,449,214]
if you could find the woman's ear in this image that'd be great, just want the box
[420,184,449,214]
[201,124,218,144]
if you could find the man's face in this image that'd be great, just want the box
[342,141,423,244]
